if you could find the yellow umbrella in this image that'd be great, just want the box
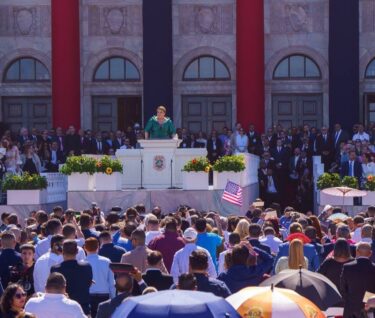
[226,286,325,318]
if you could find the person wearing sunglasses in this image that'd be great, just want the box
[0,283,34,318]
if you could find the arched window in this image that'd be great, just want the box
[4,57,50,82]
[273,54,321,79]
[365,59,375,78]
[183,56,230,80]
[94,57,140,81]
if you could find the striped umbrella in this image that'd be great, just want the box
[226,286,325,318]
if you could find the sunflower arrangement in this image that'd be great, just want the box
[182,157,211,173]
[60,156,97,175]
[95,156,123,175]
[364,175,375,191]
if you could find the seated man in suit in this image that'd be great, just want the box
[341,242,375,318]
[45,141,65,172]
[97,265,147,318]
[142,251,173,291]
[340,150,363,185]
[273,222,320,273]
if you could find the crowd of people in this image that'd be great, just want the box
[0,202,373,318]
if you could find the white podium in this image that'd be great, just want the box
[116,139,207,189]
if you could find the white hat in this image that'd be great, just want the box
[322,204,333,213]
[183,227,197,241]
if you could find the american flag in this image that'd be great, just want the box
[222,181,243,206]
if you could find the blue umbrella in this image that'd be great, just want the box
[112,290,240,318]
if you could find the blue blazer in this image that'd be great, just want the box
[273,242,320,273]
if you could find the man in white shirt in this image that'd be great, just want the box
[351,216,365,243]
[33,235,64,293]
[145,215,162,245]
[352,124,370,142]
[35,219,63,259]
[170,228,216,283]
[259,227,283,254]
[25,272,86,318]
[62,223,86,261]
[356,224,373,245]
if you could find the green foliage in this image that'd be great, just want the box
[96,156,123,174]
[182,157,211,172]
[2,173,47,191]
[317,173,341,190]
[60,156,97,175]
[212,155,246,172]
[341,176,359,189]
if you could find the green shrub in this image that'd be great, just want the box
[2,173,47,191]
[182,157,210,172]
[212,155,246,172]
[60,156,97,175]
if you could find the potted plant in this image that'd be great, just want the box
[316,173,341,190]
[94,156,123,191]
[363,175,375,205]
[212,155,246,189]
[3,173,48,205]
[181,157,210,190]
[341,176,359,189]
[60,156,97,191]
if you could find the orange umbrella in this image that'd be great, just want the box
[226,286,325,318]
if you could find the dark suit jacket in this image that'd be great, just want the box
[271,147,289,168]
[332,130,349,152]
[99,243,126,263]
[64,134,81,155]
[341,258,375,318]
[248,239,272,255]
[96,292,130,318]
[0,249,22,288]
[83,137,97,154]
[46,149,66,172]
[96,282,147,318]
[142,269,173,291]
[51,260,92,311]
[112,138,123,150]
[207,138,222,162]
[95,139,110,155]
[52,135,66,152]
[315,134,334,156]
[340,160,363,181]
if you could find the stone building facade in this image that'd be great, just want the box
[0,0,373,134]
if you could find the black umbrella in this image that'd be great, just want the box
[260,268,342,310]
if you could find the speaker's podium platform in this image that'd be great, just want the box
[116,139,207,189]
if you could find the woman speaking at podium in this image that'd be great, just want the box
[144,106,177,139]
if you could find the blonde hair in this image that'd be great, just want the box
[157,106,166,113]
[288,239,306,269]
[233,219,250,240]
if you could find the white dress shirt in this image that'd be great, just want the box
[86,254,115,298]
[170,243,217,283]
[25,293,87,318]
[218,249,231,274]
[35,235,53,259]
[145,230,162,246]
[352,132,370,141]
[351,227,362,243]
[259,235,283,254]
[33,251,63,292]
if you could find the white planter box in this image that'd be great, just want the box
[213,171,243,190]
[182,171,209,190]
[7,189,47,205]
[362,191,375,205]
[94,172,122,191]
[67,173,94,191]
[318,190,353,206]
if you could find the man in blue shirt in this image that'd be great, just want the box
[0,232,22,288]
[84,238,115,318]
[99,231,126,263]
[218,242,273,293]
[195,218,223,268]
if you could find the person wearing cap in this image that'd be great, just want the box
[96,265,146,318]
[170,227,216,283]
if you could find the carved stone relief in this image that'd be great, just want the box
[88,5,142,36]
[270,1,325,34]
[178,4,233,35]
[0,6,51,37]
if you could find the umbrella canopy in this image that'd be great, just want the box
[259,268,342,310]
[328,213,349,221]
[227,286,325,318]
[112,290,241,318]
[322,186,367,197]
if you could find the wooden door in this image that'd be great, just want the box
[2,97,51,132]
[92,97,117,132]
[272,94,323,129]
[118,96,142,131]
[182,95,232,135]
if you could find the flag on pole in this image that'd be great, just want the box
[222,180,243,206]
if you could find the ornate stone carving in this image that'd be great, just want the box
[88,5,142,36]
[285,4,308,32]
[104,7,126,35]
[14,8,35,35]
[179,4,233,35]
[0,6,50,36]
[270,1,325,34]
